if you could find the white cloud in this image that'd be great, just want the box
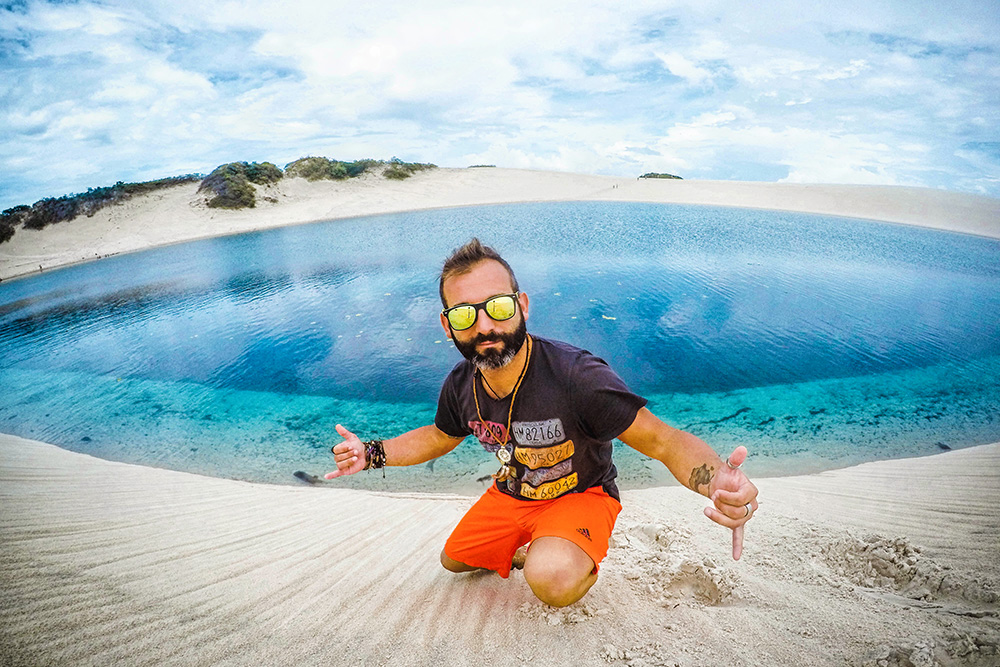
[817,59,869,81]
[50,109,117,136]
[32,1,131,35]
[636,107,934,187]
[92,77,160,104]
[655,52,715,85]
[734,56,821,85]
[0,0,998,207]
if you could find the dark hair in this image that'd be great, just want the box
[439,238,519,306]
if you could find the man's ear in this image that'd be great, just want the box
[440,312,453,339]
[518,291,530,322]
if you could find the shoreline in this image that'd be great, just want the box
[2,168,999,665]
[2,168,998,282]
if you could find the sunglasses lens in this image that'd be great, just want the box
[447,305,477,331]
[445,294,518,331]
[486,295,516,321]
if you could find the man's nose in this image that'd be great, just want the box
[473,307,496,334]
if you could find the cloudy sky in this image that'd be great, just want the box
[2,0,998,209]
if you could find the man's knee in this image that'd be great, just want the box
[523,554,596,607]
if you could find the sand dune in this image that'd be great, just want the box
[2,169,999,665]
[1,434,997,666]
[2,168,999,281]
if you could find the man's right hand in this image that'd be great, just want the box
[324,424,367,479]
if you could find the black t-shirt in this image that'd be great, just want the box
[434,335,647,501]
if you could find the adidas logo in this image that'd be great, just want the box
[576,527,592,541]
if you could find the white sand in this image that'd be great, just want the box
[1,434,997,666]
[1,168,999,665]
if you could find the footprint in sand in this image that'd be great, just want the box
[612,522,735,606]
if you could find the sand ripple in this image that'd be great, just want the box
[2,435,999,666]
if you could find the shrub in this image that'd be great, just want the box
[285,157,351,181]
[0,205,28,243]
[347,158,381,177]
[383,157,437,180]
[199,162,282,209]
[245,161,283,185]
[330,162,349,179]
[284,156,435,181]
[639,172,683,179]
[383,165,410,180]
[285,157,325,180]
[0,175,201,243]
[22,197,81,229]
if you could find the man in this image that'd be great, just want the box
[326,238,758,607]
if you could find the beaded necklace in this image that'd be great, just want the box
[473,334,532,482]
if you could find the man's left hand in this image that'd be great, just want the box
[703,445,758,560]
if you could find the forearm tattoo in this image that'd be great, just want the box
[688,463,715,493]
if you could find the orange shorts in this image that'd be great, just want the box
[443,485,622,578]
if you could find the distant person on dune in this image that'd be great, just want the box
[326,238,758,607]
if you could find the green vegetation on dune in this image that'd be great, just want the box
[199,156,436,208]
[285,157,375,180]
[285,156,436,182]
[639,172,683,179]
[382,157,437,180]
[1,174,202,244]
[198,161,283,209]
[285,156,348,181]
[0,155,438,243]
[0,206,27,243]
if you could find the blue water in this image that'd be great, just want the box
[1,201,998,492]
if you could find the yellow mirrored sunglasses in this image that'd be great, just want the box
[442,292,519,331]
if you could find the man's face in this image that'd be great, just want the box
[440,260,530,371]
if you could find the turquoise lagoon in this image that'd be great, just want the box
[1,202,998,493]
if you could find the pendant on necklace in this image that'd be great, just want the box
[493,445,514,482]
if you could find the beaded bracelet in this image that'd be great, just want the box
[363,439,386,477]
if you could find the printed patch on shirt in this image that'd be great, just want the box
[520,472,579,500]
[521,460,573,487]
[514,440,575,470]
[511,418,565,446]
[468,420,508,451]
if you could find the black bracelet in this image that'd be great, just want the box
[363,439,386,477]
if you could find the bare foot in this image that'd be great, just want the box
[512,544,529,570]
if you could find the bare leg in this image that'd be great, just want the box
[440,549,484,573]
[522,536,597,607]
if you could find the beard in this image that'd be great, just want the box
[453,318,528,371]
